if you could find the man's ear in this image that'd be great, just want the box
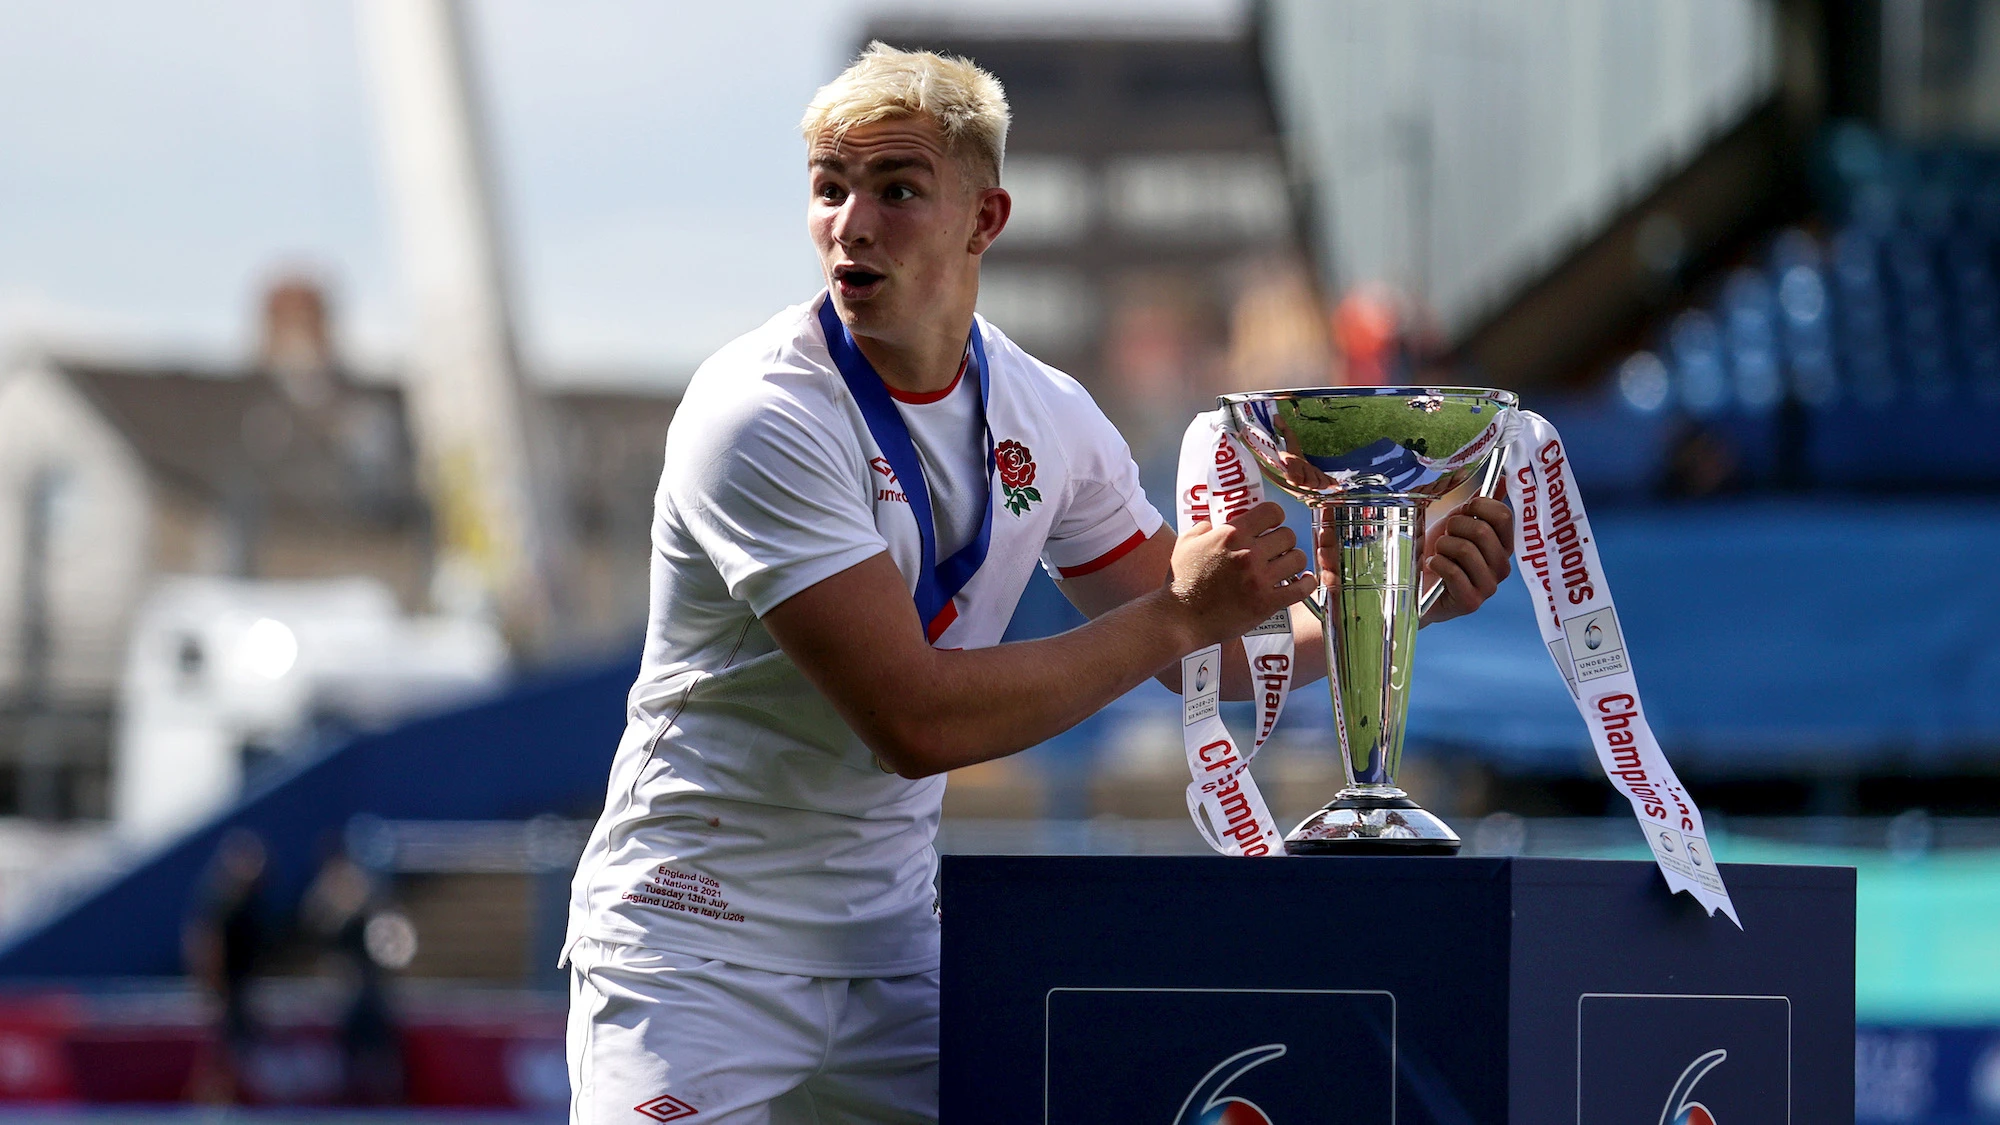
[968,186,1011,255]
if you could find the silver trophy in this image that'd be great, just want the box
[1218,387,1515,855]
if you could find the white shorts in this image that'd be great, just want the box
[566,936,939,1125]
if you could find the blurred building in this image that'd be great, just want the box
[1263,0,1790,391]
[0,281,675,824]
[866,17,1334,457]
[1268,0,1781,338]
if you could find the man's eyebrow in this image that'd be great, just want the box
[864,155,933,174]
[809,153,936,175]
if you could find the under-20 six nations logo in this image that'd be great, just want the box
[994,439,1041,515]
[1172,1044,1286,1125]
[1661,1048,1726,1125]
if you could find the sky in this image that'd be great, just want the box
[0,0,1237,390]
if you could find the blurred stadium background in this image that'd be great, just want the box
[0,0,1997,1119]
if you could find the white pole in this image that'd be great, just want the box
[356,0,564,646]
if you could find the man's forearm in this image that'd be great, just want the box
[1061,530,1327,702]
[877,587,1200,776]
[768,511,1314,779]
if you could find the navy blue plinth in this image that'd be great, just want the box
[939,856,1854,1124]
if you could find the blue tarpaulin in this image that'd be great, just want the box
[1015,497,2000,775]
[1410,499,2000,772]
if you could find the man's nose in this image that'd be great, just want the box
[832,195,874,246]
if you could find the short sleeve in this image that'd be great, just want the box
[1039,402,1166,580]
[666,383,888,617]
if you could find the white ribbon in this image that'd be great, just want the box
[1174,412,1291,857]
[1502,409,1740,925]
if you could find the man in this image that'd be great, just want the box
[566,44,1514,1125]
[185,829,268,1103]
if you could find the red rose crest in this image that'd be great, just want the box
[994,439,1041,515]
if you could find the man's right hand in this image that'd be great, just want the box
[1161,501,1317,649]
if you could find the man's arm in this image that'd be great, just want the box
[1056,527,1327,699]
[1057,495,1519,697]
[761,503,1314,779]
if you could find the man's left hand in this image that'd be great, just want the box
[1418,495,1514,626]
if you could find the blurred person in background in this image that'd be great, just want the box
[1659,421,1746,499]
[182,827,269,1104]
[300,846,406,1105]
[1332,281,1448,387]
[564,43,1514,1125]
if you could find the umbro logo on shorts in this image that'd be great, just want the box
[634,1094,699,1121]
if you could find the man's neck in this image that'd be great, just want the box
[852,308,975,396]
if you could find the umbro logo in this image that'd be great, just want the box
[870,457,907,503]
[634,1094,699,1121]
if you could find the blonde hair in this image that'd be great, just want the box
[801,42,1011,186]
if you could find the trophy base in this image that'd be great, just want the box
[1284,795,1463,856]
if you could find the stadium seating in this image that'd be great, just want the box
[1551,125,2000,499]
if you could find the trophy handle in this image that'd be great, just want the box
[1415,445,1510,618]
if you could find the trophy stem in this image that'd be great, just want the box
[1321,501,1420,794]
[1285,500,1460,855]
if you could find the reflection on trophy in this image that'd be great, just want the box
[1219,388,1516,855]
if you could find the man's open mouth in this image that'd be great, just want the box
[834,266,885,292]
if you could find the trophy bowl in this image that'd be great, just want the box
[1217,387,1517,855]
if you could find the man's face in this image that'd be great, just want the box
[808,116,997,344]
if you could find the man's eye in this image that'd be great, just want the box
[884,184,916,202]
[817,183,846,203]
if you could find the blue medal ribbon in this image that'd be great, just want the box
[817,296,995,643]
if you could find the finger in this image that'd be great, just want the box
[1435,534,1496,593]
[1426,551,1475,611]
[1275,568,1319,606]
[1270,546,1308,580]
[1256,524,1298,563]
[1464,498,1515,562]
[1465,495,1512,527]
[1433,536,1497,601]
[1465,498,1514,549]
[1222,500,1286,536]
[1442,513,1508,572]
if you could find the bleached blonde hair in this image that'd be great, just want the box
[801,42,1011,187]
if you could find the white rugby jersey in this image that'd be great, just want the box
[565,295,1164,977]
